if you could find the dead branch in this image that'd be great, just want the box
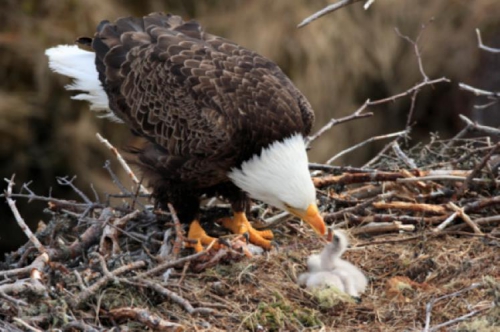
[167,203,185,258]
[96,133,150,194]
[0,253,49,278]
[99,210,141,256]
[306,102,372,147]
[392,142,417,169]
[433,212,459,233]
[0,274,47,298]
[476,28,500,53]
[134,240,216,279]
[4,175,46,254]
[326,129,408,165]
[108,307,183,331]
[297,0,364,28]
[324,191,395,223]
[423,282,485,332]
[50,208,113,262]
[456,142,500,196]
[447,202,483,234]
[69,259,146,308]
[373,201,447,214]
[12,318,43,332]
[458,114,500,137]
[125,279,214,315]
[347,213,446,226]
[351,221,415,235]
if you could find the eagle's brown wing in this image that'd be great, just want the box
[91,13,314,186]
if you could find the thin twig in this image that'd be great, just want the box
[476,28,500,53]
[326,130,408,164]
[297,0,364,28]
[4,175,46,254]
[306,102,372,147]
[96,133,150,194]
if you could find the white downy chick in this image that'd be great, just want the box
[318,230,368,297]
[298,271,345,291]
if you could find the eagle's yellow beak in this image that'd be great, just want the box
[288,203,326,236]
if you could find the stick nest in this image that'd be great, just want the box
[1,134,499,331]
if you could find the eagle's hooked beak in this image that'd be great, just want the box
[288,203,326,236]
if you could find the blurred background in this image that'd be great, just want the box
[1,0,499,255]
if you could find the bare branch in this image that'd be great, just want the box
[4,175,46,254]
[326,129,408,164]
[297,0,364,28]
[96,133,150,194]
[476,28,500,53]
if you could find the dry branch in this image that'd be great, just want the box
[4,175,46,254]
[297,0,364,28]
[108,307,183,331]
[372,201,447,214]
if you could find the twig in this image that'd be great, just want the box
[392,142,417,169]
[167,204,185,258]
[324,191,395,223]
[297,0,364,28]
[351,221,415,235]
[96,133,150,194]
[458,83,500,99]
[456,142,500,196]
[56,176,92,204]
[0,253,49,278]
[429,306,492,332]
[308,163,375,173]
[373,201,447,214]
[125,279,214,315]
[367,77,450,106]
[108,307,183,330]
[447,202,483,234]
[69,259,146,308]
[103,160,131,195]
[423,282,483,332]
[306,102,372,147]
[4,175,46,254]
[326,130,408,164]
[134,240,216,279]
[12,318,43,332]
[476,28,500,53]
[433,212,459,232]
[99,210,141,255]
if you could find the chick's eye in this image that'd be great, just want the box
[284,203,292,209]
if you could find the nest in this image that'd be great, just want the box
[1,132,499,332]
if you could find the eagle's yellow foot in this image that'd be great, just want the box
[221,212,274,250]
[185,220,221,252]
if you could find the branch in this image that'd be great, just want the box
[108,307,183,331]
[306,102,372,147]
[96,133,150,194]
[4,175,46,254]
[326,129,408,164]
[476,28,500,53]
[297,0,364,28]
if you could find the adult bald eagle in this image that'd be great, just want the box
[46,12,326,251]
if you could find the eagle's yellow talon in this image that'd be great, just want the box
[186,220,220,252]
[221,212,274,250]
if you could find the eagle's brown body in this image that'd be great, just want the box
[47,12,326,249]
[88,13,314,221]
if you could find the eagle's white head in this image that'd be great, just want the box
[228,134,326,235]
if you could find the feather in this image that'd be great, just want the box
[45,45,122,122]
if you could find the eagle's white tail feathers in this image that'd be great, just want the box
[45,45,122,123]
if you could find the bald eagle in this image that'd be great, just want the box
[46,12,326,251]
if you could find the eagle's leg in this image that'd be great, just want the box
[185,220,220,252]
[166,190,221,252]
[220,188,274,250]
[221,212,274,249]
